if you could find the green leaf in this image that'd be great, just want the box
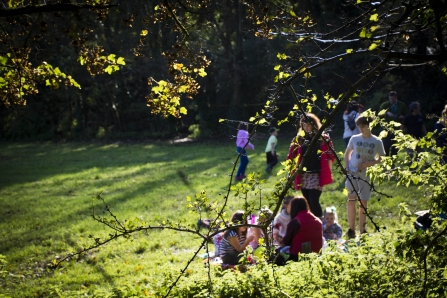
[289,10,296,17]
[277,53,288,60]
[104,65,113,75]
[116,57,126,65]
[359,28,367,38]
[0,56,7,65]
[378,109,387,116]
[107,54,116,62]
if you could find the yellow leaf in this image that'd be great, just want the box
[370,26,379,32]
[140,30,148,36]
[370,14,379,22]
[116,57,126,65]
[368,43,378,51]
[179,107,187,114]
[173,63,183,70]
[343,188,348,196]
[198,69,207,77]
[378,130,388,139]
[274,65,280,71]
[346,49,353,54]
[107,54,116,62]
[303,72,311,78]
[219,119,225,123]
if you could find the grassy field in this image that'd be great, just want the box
[0,134,428,297]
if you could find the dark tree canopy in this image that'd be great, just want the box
[1,0,446,139]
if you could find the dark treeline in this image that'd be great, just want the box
[1,0,446,141]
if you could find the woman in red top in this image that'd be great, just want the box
[287,113,334,218]
[282,196,323,261]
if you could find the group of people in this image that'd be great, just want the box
[224,92,447,265]
[216,197,343,266]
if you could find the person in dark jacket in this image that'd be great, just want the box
[434,105,447,164]
[282,196,323,261]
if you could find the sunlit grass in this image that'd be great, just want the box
[0,137,427,297]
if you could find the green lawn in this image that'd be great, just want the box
[0,135,427,297]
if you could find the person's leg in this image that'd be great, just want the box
[348,196,357,231]
[390,137,398,156]
[270,153,278,169]
[382,134,392,156]
[306,189,323,218]
[266,152,273,173]
[222,250,240,265]
[358,200,368,233]
[345,175,359,238]
[357,172,371,233]
[301,188,310,204]
[236,148,248,177]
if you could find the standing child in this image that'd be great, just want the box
[219,211,254,265]
[235,122,255,181]
[272,196,293,247]
[322,206,343,241]
[344,116,385,239]
[265,127,279,173]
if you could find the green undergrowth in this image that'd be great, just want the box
[0,137,432,297]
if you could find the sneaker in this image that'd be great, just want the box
[265,166,271,173]
[346,228,356,239]
[360,229,368,235]
[240,174,246,179]
[235,176,243,181]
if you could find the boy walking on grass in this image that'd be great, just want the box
[265,127,279,173]
[344,116,385,239]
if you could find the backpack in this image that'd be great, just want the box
[347,113,357,130]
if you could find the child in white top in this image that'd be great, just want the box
[272,196,293,246]
[344,116,385,238]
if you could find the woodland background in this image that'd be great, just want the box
[1,0,447,141]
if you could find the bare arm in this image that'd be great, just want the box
[344,147,353,170]
[228,234,254,253]
[358,156,382,170]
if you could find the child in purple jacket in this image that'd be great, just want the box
[235,122,254,181]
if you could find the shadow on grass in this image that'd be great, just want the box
[0,140,235,254]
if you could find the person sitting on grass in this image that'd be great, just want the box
[282,196,323,261]
[322,206,343,241]
[272,196,293,247]
[344,115,385,239]
[248,208,274,250]
[219,210,254,265]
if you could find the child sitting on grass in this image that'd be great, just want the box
[219,210,254,265]
[322,206,343,241]
[248,208,274,250]
[272,196,293,247]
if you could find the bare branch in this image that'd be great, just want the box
[0,3,118,18]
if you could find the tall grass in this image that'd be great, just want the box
[0,135,427,297]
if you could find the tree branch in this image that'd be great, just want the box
[0,3,118,18]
